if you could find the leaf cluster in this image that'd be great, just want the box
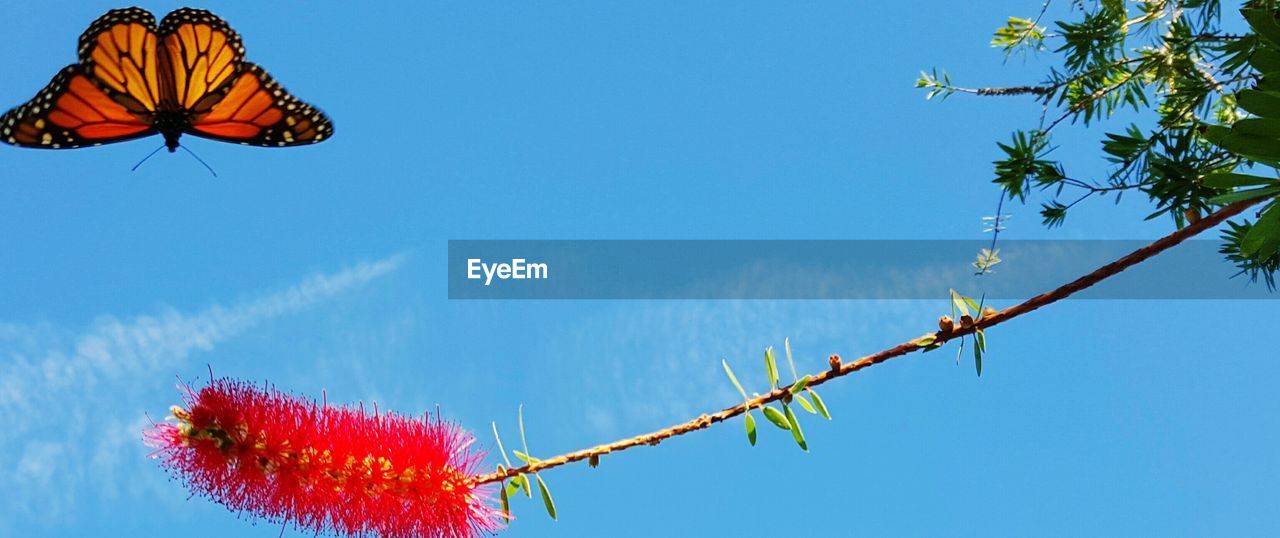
[928,0,1280,285]
[492,407,558,523]
[722,338,831,451]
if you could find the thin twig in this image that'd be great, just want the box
[941,56,1152,100]
[1193,33,1246,42]
[471,197,1264,486]
[1041,64,1150,133]
[971,85,1055,96]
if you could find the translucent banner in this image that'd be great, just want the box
[447,240,1275,300]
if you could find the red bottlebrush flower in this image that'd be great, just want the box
[145,377,503,538]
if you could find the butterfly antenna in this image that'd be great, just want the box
[179,144,218,177]
[130,144,166,172]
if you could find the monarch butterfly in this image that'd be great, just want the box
[0,7,333,152]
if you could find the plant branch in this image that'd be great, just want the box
[470,197,1264,486]
[932,56,1152,101]
[1193,33,1246,42]
[969,85,1056,96]
[1041,63,1152,133]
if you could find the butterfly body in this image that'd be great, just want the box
[1,7,332,152]
[154,111,191,152]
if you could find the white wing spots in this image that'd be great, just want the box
[206,64,334,147]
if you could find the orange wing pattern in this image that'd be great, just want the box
[1,7,332,151]
[77,7,162,115]
[157,8,245,114]
[0,66,153,148]
[189,63,334,146]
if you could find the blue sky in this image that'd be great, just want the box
[1,1,1277,536]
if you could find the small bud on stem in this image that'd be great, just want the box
[938,315,956,333]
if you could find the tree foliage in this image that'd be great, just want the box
[919,0,1280,287]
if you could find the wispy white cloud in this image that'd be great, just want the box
[0,254,405,528]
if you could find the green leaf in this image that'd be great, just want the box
[535,474,557,521]
[784,337,798,380]
[789,375,811,394]
[1202,124,1231,145]
[744,412,757,446]
[517,405,533,480]
[499,479,511,523]
[950,289,971,318]
[1214,133,1280,164]
[492,422,513,468]
[1260,74,1280,94]
[1231,118,1280,138]
[1242,204,1280,259]
[1208,185,1280,205]
[915,334,938,347]
[1244,9,1280,47]
[497,464,520,504]
[783,405,807,451]
[1202,172,1277,189]
[974,338,983,377]
[795,392,817,414]
[722,360,749,400]
[1237,90,1280,119]
[1251,47,1280,75]
[764,347,780,389]
[513,450,542,465]
[511,474,532,498]
[762,406,791,430]
[807,388,832,420]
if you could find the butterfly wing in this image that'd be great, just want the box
[157,8,245,114]
[186,63,334,147]
[78,7,163,115]
[1,8,160,148]
[158,8,331,146]
[0,66,154,149]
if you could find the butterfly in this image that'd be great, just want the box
[0,7,333,152]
